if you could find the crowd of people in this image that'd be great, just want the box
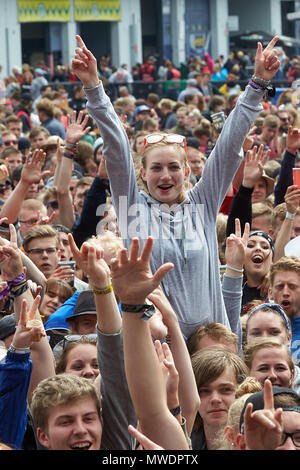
[1,33,300,453]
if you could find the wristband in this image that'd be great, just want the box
[225,265,244,273]
[65,142,77,149]
[92,283,113,295]
[63,152,75,160]
[121,303,155,321]
[8,343,30,354]
[170,405,182,417]
[251,75,271,87]
[286,212,296,220]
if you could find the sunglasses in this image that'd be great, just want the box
[46,200,59,210]
[4,140,18,146]
[143,134,187,154]
[63,333,97,349]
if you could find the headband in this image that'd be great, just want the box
[249,230,275,258]
[247,302,291,332]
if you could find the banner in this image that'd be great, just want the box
[18,0,71,22]
[74,0,121,21]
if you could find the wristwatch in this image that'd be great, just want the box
[120,303,155,321]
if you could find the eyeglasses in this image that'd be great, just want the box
[46,200,59,210]
[279,117,290,122]
[63,333,97,349]
[4,140,18,146]
[143,134,187,154]
[27,247,58,255]
[279,431,300,448]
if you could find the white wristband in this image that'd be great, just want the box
[225,265,244,273]
[8,343,30,354]
[286,212,295,220]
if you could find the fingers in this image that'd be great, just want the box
[9,223,17,246]
[264,36,279,52]
[76,35,87,49]
[68,233,81,260]
[263,379,274,410]
[140,237,153,263]
[28,294,41,321]
[153,262,174,286]
[235,218,241,238]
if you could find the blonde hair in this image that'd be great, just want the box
[86,230,124,260]
[269,255,300,285]
[22,224,59,252]
[141,134,188,203]
[31,374,101,433]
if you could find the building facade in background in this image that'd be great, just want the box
[0,0,299,77]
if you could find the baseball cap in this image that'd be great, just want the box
[65,291,96,323]
[135,105,151,116]
[239,386,300,434]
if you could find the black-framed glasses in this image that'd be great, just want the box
[63,333,97,349]
[4,140,18,146]
[279,431,300,447]
[279,116,290,122]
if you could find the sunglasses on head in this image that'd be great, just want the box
[143,133,187,154]
[63,333,97,349]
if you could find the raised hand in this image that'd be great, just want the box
[244,379,283,450]
[155,340,179,410]
[148,286,178,327]
[12,296,46,348]
[225,219,250,271]
[284,184,300,215]
[286,126,300,155]
[254,36,280,81]
[0,224,23,281]
[68,234,111,289]
[72,35,100,88]
[20,149,49,186]
[242,144,270,189]
[66,110,91,145]
[110,237,174,305]
[127,425,164,450]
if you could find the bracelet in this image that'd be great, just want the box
[251,75,271,87]
[65,142,77,149]
[92,283,113,295]
[249,79,266,91]
[170,405,182,417]
[286,212,296,220]
[10,282,29,298]
[121,303,156,322]
[9,273,26,286]
[225,265,244,273]
[63,151,75,160]
[8,343,30,354]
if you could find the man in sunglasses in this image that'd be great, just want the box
[277,109,291,137]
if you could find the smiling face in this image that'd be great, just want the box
[37,398,102,450]
[244,235,273,280]
[198,366,237,429]
[140,145,189,205]
[249,346,294,388]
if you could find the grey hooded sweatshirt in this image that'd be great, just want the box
[85,83,264,339]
